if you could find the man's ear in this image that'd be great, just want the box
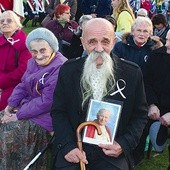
[112,36,117,47]
[80,36,86,51]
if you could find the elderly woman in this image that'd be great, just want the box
[45,0,77,20]
[0,28,67,169]
[113,16,163,76]
[44,4,78,57]
[0,10,31,111]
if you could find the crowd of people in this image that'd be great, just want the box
[0,0,170,170]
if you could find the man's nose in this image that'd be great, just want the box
[95,43,104,52]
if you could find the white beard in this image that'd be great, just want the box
[80,51,115,106]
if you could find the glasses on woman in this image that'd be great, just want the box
[0,18,13,24]
[64,12,70,15]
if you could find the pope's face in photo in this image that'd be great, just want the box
[97,109,111,126]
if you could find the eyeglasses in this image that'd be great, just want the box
[64,12,70,15]
[0,18,13,24]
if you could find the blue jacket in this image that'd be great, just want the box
[8,52,67,132]
[113,33,162,75]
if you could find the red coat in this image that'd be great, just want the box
[0,30,31,110]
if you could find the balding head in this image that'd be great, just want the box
[81,18,116,55]
[82,18,115,38]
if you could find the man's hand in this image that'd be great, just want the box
[160,112,170,127]
[98,141,123,157]
[64,148,88,164]
[148,104,160,120]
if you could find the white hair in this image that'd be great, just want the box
[0,10,22,28]
[80,51,115,106]
[131,16,153,35]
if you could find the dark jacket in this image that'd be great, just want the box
[45,19,78,56]
[65,30,84,59]
[51,54,148,169]
[81,0,112,17]
[144,46,170,115]
[113,33,162,75]
[45,19,78,43]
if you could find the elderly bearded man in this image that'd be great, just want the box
[51,18,148,170]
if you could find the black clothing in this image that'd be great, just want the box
[51,54,148,170]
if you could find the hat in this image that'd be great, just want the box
[26,28,59,52]
[149,121,168,152]
[137,8,148,17]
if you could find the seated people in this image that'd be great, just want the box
[23,0,46,27]
[22,1,36,27]
[133,29,170,166]
[0,10,31,111]
[44,4,78,57]
[144,29,170,154]
[0,28,67,169]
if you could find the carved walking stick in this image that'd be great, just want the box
[76,121,102,170]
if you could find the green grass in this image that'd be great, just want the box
[21,20,170,170]
[22,20,41,34]
[135,147,169,170]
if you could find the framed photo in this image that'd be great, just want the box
[83,99,122,145]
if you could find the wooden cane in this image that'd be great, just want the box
[76,121,102,170]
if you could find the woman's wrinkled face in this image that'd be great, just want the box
[59,10,71,22]
[132,23,151,45]
[0,13,18,35]
[30,40,53,65]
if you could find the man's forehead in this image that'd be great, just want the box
[83,19,114,36]
[84,28,114,40]
[30,40,49,49]
[87,35,111,41]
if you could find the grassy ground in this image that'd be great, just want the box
[22,21,169,170]
[22,20,42,34]
[135,147,169,170]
